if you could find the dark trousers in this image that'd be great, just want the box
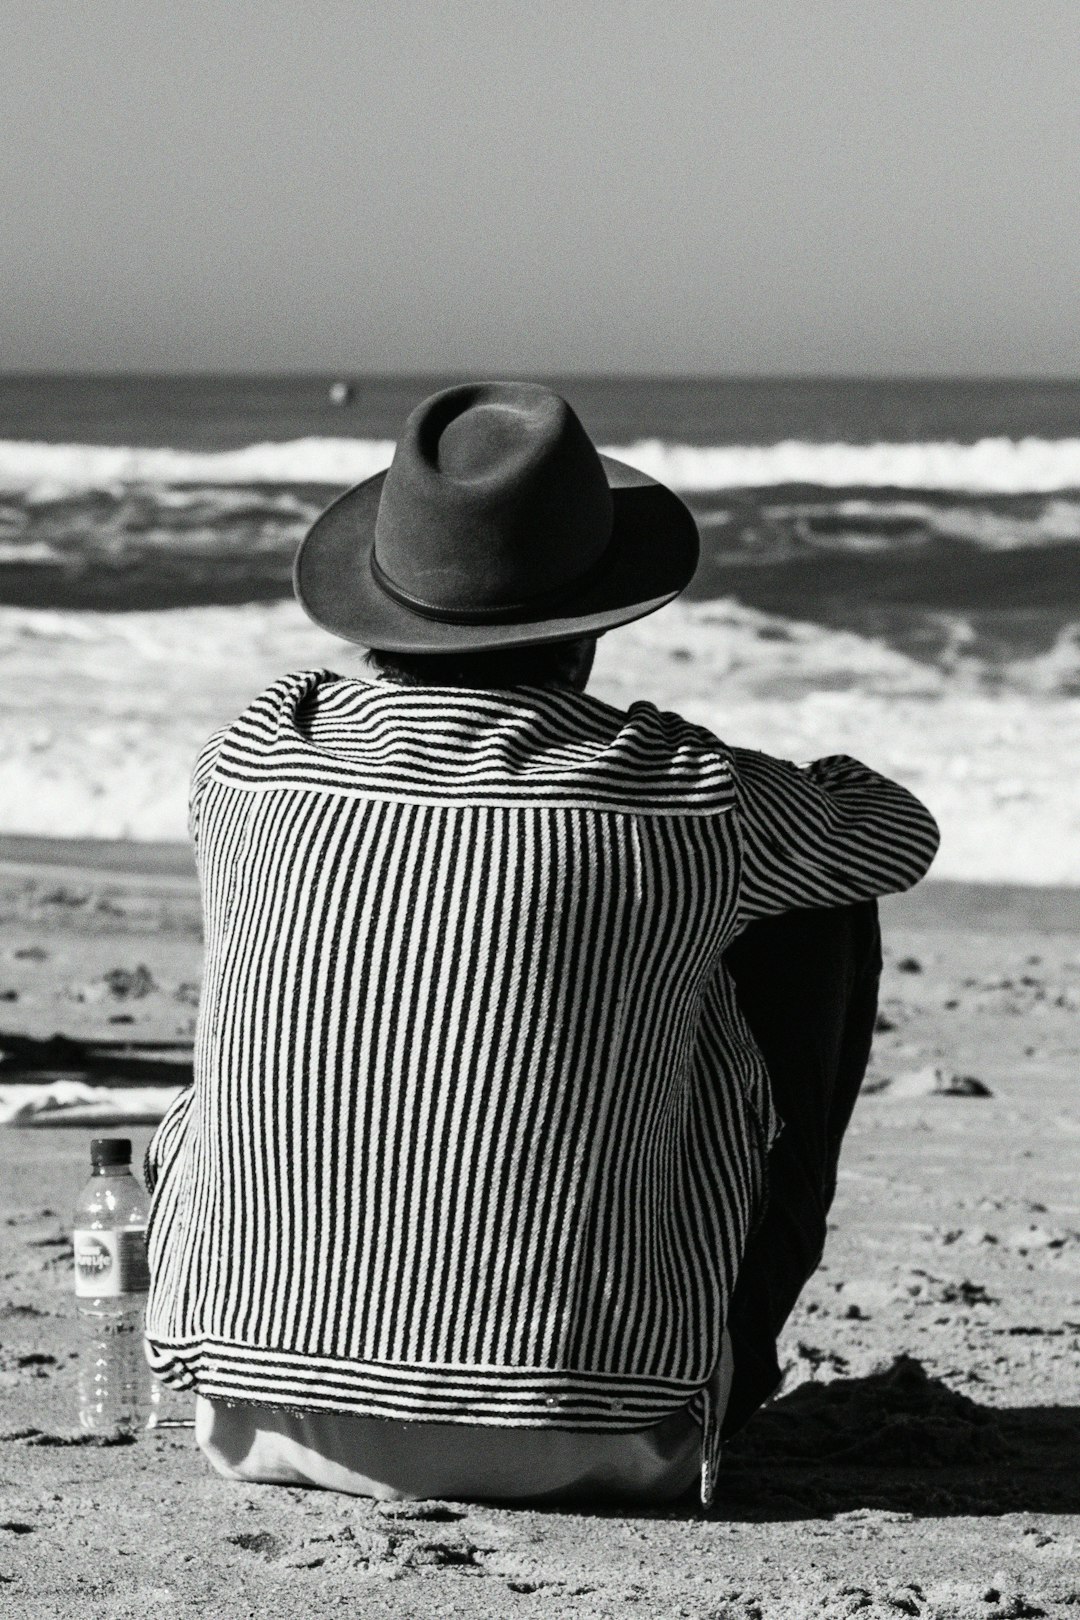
[719,899,882,1438]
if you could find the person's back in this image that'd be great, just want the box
[143,383,939,1505]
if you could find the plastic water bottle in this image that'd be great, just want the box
[73,1137,159,1435]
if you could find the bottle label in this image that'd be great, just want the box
[73,1228,150,1298]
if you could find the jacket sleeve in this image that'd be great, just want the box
[729,748,940,928]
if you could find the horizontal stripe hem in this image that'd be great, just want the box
[145,1337,708,1429]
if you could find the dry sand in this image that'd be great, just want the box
[0,845,1078,1619]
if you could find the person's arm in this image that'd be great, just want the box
[730,747,940,928]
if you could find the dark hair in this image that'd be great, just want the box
[364,637,596,690]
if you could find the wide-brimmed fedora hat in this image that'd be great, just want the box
[294,380,699,652]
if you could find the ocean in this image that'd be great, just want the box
[1,374,1078,880]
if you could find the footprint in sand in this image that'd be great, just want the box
[374,1502,466,1522]
[224,1530,279,1558]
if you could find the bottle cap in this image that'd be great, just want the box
[90,1137,132,1169]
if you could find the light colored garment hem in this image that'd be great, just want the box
[195,1331,733,1505]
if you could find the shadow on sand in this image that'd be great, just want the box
[0,1030,193,1087]
[710,1355,1080,1520]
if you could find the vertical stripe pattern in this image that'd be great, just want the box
[144,671,939,1500]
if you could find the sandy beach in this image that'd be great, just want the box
[0,844,1077,1618]
[2,415,1077,1617]
[6,0,1080,1598]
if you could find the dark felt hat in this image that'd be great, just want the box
[293,380,699,652]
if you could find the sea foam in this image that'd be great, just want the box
[4,435,1080,495]
[0,599,1077,882]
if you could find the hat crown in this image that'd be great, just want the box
[373,382,613,620]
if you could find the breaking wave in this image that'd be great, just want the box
[4,435,1080,496]
[0,598,1077,880]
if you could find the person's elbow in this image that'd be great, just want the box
[889,797,941,891]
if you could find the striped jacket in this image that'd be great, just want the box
[144,670,939,1501]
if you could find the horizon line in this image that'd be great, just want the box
[4,369,1080,387]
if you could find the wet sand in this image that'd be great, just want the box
[0,846,1078,1618]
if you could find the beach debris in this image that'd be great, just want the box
[38,885,90,909]
[936,1070,993,1097]
[791,1342,849,1379]
[103,964,157,999]
[11,946,48,962]
[938,1227,999,1247]
[963,972,1078,1015]
[1001,1223,1076,1254]
[897,1270,999,1307]
[880,1065,993,1099]
[0,1078,185,1127]
[68,964,157,1003]
[896,955,923,973]
[834,1276,904,1315]
[938,1279,998,1305]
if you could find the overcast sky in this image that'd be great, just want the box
[4,0,1079,375]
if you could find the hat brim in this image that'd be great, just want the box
[293,456,699,653]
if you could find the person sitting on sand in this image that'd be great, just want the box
[143,381,939,1505]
